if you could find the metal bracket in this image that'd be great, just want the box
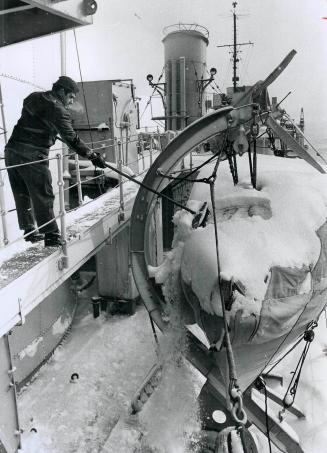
[57,255,69,270]
[106,227,113,245]
[118,210,125,223]
[16,299,25,326]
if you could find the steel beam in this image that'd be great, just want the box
[266,116,326,174]
[0,0,94,47]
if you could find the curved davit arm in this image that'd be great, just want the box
[130,107,234,331]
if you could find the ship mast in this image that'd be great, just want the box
[217,2,253,92]
[232,1,238,90]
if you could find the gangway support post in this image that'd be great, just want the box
[75,154,83,206]
[57,153,68,268]
[149,136,153,166]
[0,167,8,246]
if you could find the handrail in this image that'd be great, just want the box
[0,139,162,252]
[1,132,160,155]
[0,156,57,171]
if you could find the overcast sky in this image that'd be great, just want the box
[1,0,327,142]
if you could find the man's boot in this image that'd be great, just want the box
[44,232,62,247]
[24,228,44,243]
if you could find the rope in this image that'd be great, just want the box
[73,29,105,196]
[282,324,316,408]
[167,132,229,192]
[260,307,319,383]
[0,156,57,171]
[264,382,273,453]
[103,162,196,215]
[264,335,304,376]
[209,176,238,387]
[140,91,156,120]
[73,30,93,148]
[140,66,165,122]
[156,169,218,185]
[0,73,46,90]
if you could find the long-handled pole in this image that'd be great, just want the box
[103,160,195,215]
[0,81,8,244]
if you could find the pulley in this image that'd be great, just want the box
[83,0,97,15]
[303,328,315,342]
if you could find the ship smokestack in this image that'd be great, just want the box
[162,24,210,130]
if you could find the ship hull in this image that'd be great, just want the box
[9,278,77,388]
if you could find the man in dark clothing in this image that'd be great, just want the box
[5,76,106,247]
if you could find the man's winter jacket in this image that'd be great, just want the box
[7,90,91,157]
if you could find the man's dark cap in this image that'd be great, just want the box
[53,76,79,94]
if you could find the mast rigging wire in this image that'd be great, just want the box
[0,73,45,90]
[73,29,106,194]
[73,29,94,149]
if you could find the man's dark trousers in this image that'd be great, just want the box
[5,144,60,235]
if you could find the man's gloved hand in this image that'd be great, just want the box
[89,152,106,169]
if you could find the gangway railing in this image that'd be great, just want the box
[0,131,162,254]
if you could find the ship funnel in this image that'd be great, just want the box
[162,24,210,130]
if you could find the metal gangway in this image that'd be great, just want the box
[0,135,161,339]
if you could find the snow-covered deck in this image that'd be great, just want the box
[0,178,140,338]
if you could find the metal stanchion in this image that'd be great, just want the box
[141,141,145,170]
[0,168,8,245]
[149,136,153,166]
[190,150,193,170]
[0,82,8,144]
[157,127,162,152]
[125,133,129,165]
[117,141,125,222]
[56,154,68,268]
[74,154,83,206]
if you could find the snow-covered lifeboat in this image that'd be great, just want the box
[131,103,327,381]
[149,154,327,391]
[130,103,327,452]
